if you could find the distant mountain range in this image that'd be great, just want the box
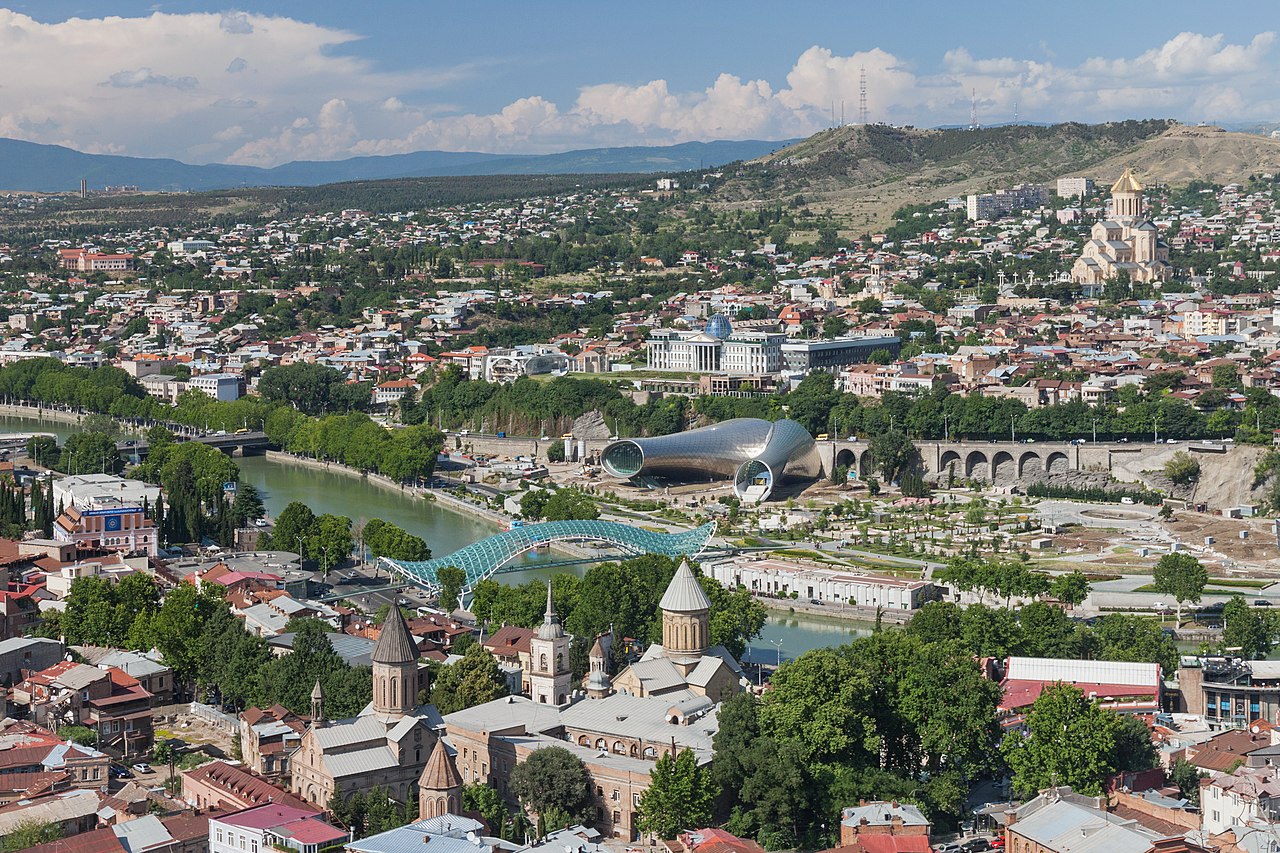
[0,138,798,193]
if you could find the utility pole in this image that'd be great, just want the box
[1011,415,1016,443]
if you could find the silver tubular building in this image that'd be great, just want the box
[600,418,821,503]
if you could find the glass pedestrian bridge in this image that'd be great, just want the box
[379,519,716,594]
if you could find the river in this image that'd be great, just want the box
[0,415,877,661]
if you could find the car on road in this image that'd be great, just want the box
[1254,599,1273,607]
[809,598,824,606]
[934,844,964,853]
[131,762,151,774]
[397,597,409,606]
[109,765,132,779]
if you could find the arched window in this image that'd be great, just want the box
[613,741,626,754]
[596,738,606,750]
[437,796,446,816]
[578,735,591,746]
[630,744,638,757]
[643,746,657,759]
[557,653,563,672]
[540,653,548,671]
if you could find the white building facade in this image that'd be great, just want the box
[705,558,937,610]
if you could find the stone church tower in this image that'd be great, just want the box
[1111,168,1143,222]
[660,560,712,676]
[371,605,419,722]
[528,581,571,705]
[418,738,462,820]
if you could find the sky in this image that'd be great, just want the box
[2,1,1278,167]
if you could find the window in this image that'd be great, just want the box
[633,793,640,807]
[217,829,223,844]
[611,789,620,802]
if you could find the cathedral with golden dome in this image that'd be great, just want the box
[1070,169,1171,286]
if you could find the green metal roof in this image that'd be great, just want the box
[380,520,716,593]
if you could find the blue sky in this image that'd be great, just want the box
[2,2,1278,165]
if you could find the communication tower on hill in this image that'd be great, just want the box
[969,88,979,130]
[859,66,868,125]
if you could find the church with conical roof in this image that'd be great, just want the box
[1071,169,1170,286]
[608,560,746,702]
[289,606,444,809]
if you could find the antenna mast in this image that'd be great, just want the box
[969,88,979,130]
[859,66,868,125]
[1013,100,1019,124]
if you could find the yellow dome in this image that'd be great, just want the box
[1111,168,1143,194]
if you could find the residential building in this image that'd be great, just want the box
[1057,177,1096,198]
[1178,658,1280,729]
[24,811,224,853]
[0,719,111,789]
[836,801,931,853]
[57,249,135,273]
[183,760,311,812]
[1004,787,1210,852]
[73,647,174,704]
[966,184,1048,220]
[210,804,345,853]
[343,815,504,853]
[12,660,155,755]
[239,705,308,782]
[1201,766,1280,836]
[0,637,63,686]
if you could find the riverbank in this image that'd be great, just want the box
[262,450,509,528]
[756,594,915,625]
[0,402,88,427]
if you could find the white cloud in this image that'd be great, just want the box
[0,11,1275,166]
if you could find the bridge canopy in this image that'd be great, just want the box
[380,520,716,593]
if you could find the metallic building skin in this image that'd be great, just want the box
[600,418,820,502]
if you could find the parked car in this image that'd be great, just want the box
[109,765,132,779]
[131,762,151,774]
[962,840,992,852]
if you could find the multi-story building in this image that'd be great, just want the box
[966,184,1048,220]
[52,474,161,512]
[1004,787,1210,853]
[239,705,308,782]
[647,327,785,374]
[53,496,159,557]
[210,804,345,853]
[12,660,155,755]
[780,336,901,374]
[1201,765,1280,836]
[707,558,937,611]
[188,373,243,401]
[0,637,63,686]
[1178,657,1280,729]
[57,249,135,273]
[1056,177,1095,198]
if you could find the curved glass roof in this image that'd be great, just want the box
[380,519,716,593]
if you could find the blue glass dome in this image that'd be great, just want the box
[704,313,733,340]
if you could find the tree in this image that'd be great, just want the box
[1,821,61,852]
[1152,553,1209,623]
[541,488,599,522]
[1163,451,1201,486]
[429,645,508,714]
[519,489,551,521]
[508,746,593,829]
[637,749,716,839]
[268,501,318,560]
[437,566,465,613]
[1223,594,1271,659]
[1092,614,1179,674]
[463,783,511,839]
[1049,571,1091,607]
[546,442,566,463]
[1112,713,1158,773]
[868,428,915,483]
[1170,758,1206,806]
[363,518,431,562]
[26,435,58,468]
[1001,684,1119,798]
[57,725,98,747]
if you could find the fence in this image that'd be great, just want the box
[190,701,239,736]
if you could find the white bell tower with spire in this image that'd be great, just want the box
[528,581,572,706]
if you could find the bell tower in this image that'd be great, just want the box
[418,738,463,820]
[371,605,419,722]
[660,560,712,675]
[1110,168,1144,222]
[528,581,571,705]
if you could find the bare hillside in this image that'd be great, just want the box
[716,121,1280,230]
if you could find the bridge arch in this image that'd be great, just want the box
[1047,451,1069,474]
[939,450,961,481]
[965,450,989,479]
[857,451,875,478]
[1018,451,1041,477]
[379,519,716,595]
[835,448,856,470]
[992,451,1015,483]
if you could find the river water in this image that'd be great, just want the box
[0,415,876,661]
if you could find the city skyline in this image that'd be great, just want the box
[2,1,1278,165]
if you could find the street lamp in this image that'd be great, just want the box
[296,535,305,570]
[769,638,784,671]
